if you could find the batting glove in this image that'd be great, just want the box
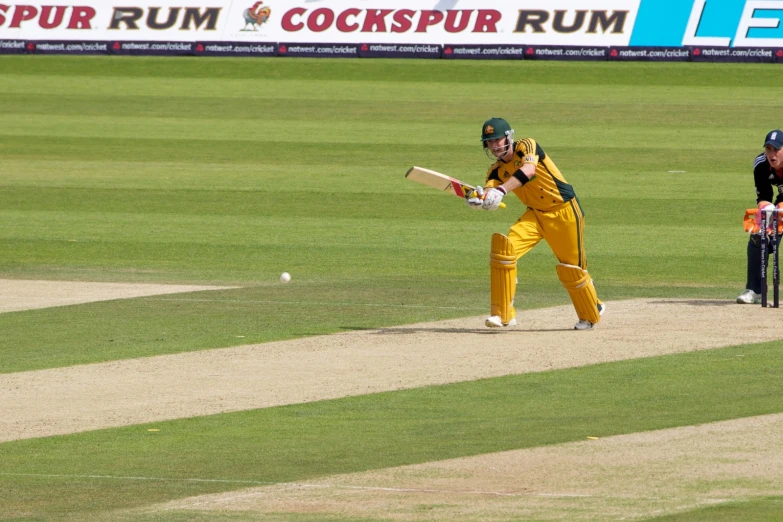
[465,186,484,210]
[482,186,507,211]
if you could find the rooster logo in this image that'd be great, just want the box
[242,1,271,31]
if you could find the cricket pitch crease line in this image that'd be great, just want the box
[0,472,594,498]
[163,484,598,511]
[0,472,681,503]
[2,472,750,512]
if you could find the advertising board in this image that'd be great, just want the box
[2,1,782,60]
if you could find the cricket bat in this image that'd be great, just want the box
[405,166,506,209]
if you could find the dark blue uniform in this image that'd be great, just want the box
[745,154,783,293]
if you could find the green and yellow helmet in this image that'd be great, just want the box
[481,117,515,159]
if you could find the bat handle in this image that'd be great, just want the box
[478,191,506,209]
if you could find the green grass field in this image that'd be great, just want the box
[1,55,782,521]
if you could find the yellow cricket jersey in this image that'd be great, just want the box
[484,138,576,212]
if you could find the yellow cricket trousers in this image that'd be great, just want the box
[507,199,587,269]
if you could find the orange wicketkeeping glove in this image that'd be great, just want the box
[744,205,783,235]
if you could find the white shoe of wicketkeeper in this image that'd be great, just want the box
[574,302,606,330]
[485,316,517,328]
[736,289,761,304]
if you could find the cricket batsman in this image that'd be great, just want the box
[465,117,605,330]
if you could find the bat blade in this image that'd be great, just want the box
[405,166,505,208]
[405,166,473,197]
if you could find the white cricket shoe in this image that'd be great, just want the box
[736,289,761,304]
[485,316,517,328]
[574,320,594,330]
[574,302,606,331]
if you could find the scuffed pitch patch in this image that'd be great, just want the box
[151,413,783,521]
[0,279,238,314]
[1,298,781,442]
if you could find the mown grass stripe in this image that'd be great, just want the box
[1,341,781,517]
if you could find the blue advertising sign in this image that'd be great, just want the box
[631,0,783,48]
[0,40,27,54]
[441,44,524,60]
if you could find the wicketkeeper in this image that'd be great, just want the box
[737,129,783,304]
[466,117,605,330]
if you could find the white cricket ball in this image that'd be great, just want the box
[279,272,291,283]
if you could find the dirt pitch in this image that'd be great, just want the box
[153,413,783,521]
[2,280,783,520]
[0,278,238,314]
